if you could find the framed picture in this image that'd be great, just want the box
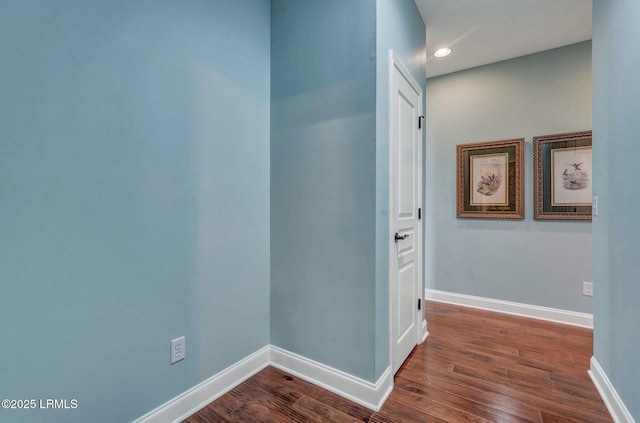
[533,131,592,220]
[457,138,524,219]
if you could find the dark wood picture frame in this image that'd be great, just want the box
[533,131,592,221]
[457,138,525,219]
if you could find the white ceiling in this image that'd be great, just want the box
[415,0,592,78]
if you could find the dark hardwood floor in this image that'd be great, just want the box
[184,301,612,422]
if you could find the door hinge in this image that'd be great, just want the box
[418,298,422,310]
[418,115,424,129]
[418,208,422,220]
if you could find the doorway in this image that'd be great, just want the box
[388,51,427,374]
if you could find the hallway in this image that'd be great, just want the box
[184,302,611,422]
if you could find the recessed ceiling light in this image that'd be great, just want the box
[434,48,452,58]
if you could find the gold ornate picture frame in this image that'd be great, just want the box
[457,138,525,219]
[534,131,592,221]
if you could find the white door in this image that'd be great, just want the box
[390,52,423,374]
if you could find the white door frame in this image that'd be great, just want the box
[388,50,428,375]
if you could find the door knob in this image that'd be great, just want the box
[394,232,409,242]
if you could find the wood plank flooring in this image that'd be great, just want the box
[184,301,612,422]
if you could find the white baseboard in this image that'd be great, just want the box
[425,289,593,328]
[589,357,636,423]
[420,319,429,343]
[270,345,393,411]
[132,346,270,423]
[133,345,393,422]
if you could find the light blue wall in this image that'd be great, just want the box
[592,0,640,418]
[270,0,378,382]
[425,42,593,313]
[0,1,271,422]
[375,0,426,379]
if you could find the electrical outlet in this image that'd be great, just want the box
[583,282,593,297]
[170,336,186,364]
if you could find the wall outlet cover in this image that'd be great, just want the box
[170,336,186,364]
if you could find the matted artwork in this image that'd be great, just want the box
[534,131,592,220]
[470,153,509,206]
[457,138,524,219]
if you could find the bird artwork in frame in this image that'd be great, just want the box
[534,131,592,221]
[457,138,525,219]
[551,146,592,207]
